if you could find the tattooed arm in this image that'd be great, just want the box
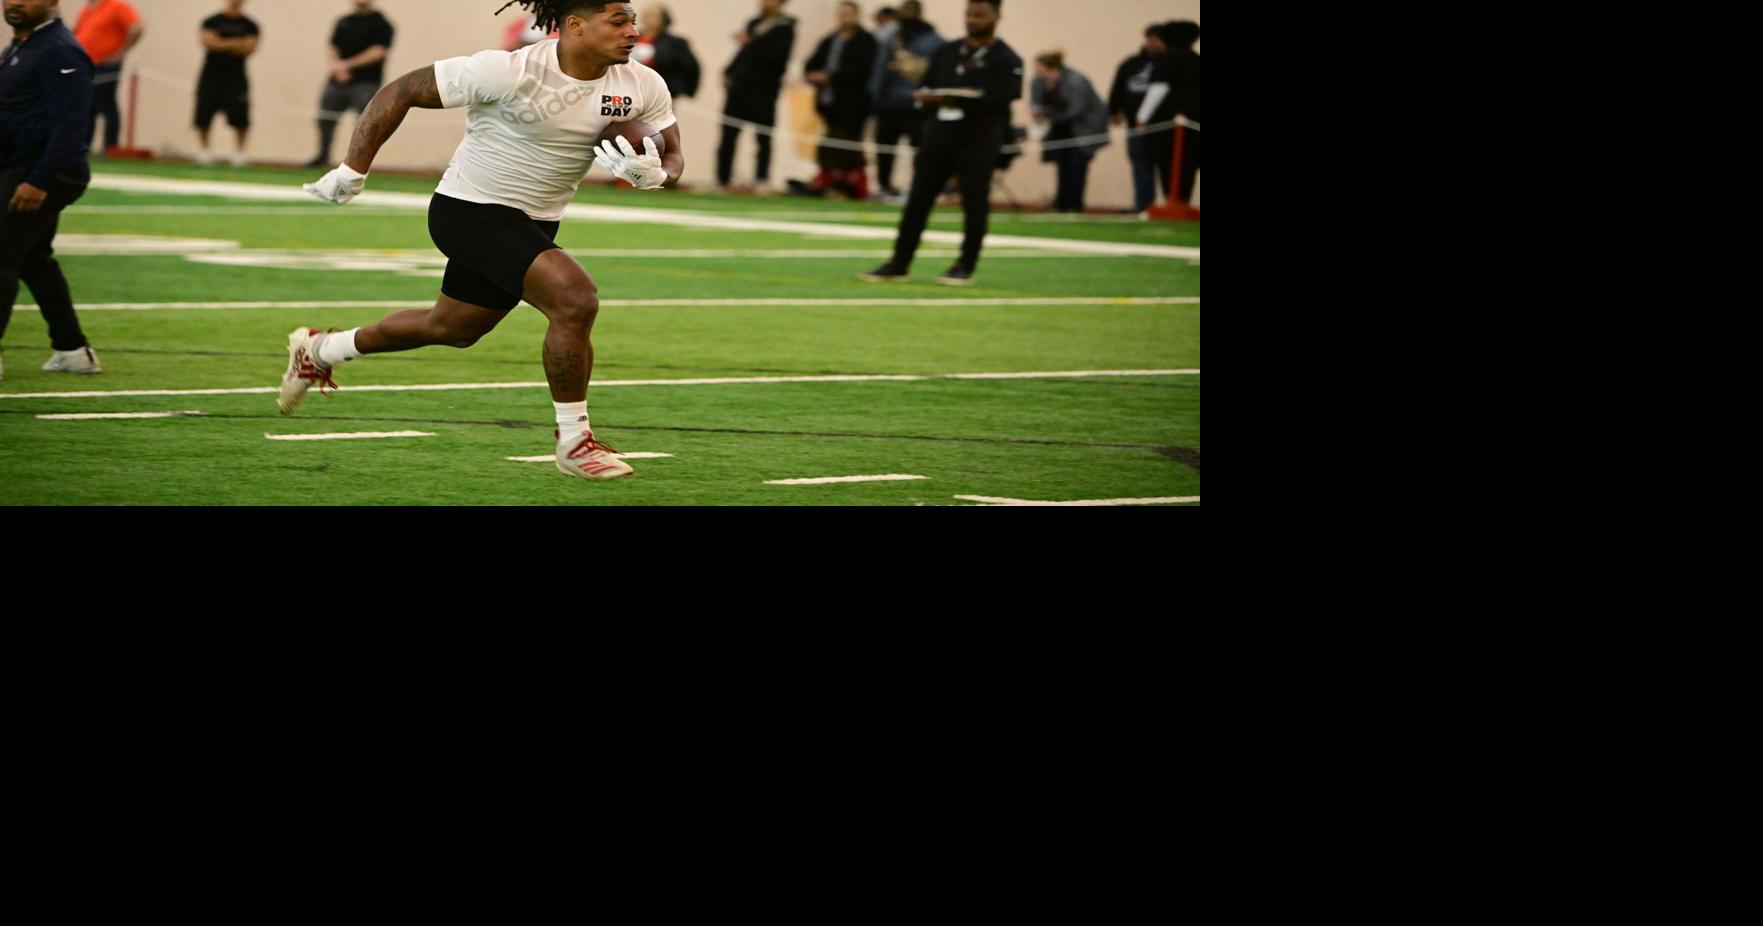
[343,66,444,174]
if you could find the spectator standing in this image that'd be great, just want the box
[72,0,141,155]
[2,0,102,378]
[1029,50,1107,212]
[306,1,394,169]
[794,1,875,198]
[194,0,260,167]
[1107,24,1160,212]
[631,5,699,99]
[866,0,938,200]
[716,0,794,189]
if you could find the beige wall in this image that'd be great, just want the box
[86,0,1198,209]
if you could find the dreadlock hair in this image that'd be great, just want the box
[495,1,620,35]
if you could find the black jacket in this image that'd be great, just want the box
[1108,51,1156,124]
[920,37,1023,145]
[1147,49,1200,124]
[724,15,795,94]
[648,33,700,98]
[0,19,93,190]
[805,28,877,123]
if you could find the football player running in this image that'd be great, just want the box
[290,0,683,481]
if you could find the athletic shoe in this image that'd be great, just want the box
[195,150,215,166]
[555,429,634,480]
[277,328,338,415]
[231,152,249,168]
[937,264,975,286]
[858,262,910,282]
[41,346,103,373]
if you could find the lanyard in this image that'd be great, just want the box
[956,44,990,77]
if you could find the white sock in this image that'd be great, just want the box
[316,328,362,368]
[555,401,590,443]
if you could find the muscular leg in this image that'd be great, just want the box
[352,292,509,353]
[281,292,507,415]
[521,249,627,477]
[520,249,599,403]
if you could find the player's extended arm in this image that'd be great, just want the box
[344,65,441,174]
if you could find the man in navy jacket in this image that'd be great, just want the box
[0,0,100,379]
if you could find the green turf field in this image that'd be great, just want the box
[1,160,1199,506]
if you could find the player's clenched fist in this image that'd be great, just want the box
[303,163,369,204]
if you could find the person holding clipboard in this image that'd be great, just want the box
[859,0,1019,286]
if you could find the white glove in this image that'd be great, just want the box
[303,163,368,205]
[596,135,667,190]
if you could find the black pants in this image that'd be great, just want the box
[872,107,919,191]
[717,91,778,185]
[1176,127,1201,205]
[0,165,91,352]
[91,63,123,150]
[817,113,868,172]
[1051,149,1095,212]
[891,135,998,271]
[316,80,379,162]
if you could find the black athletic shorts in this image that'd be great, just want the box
[194,76,250,130]
[427,193,562,312]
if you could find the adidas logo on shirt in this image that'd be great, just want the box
[503,84,590,124]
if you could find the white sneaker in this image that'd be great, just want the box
[42,346,103,373]
[231,151,249,167]
[277,328,337,415]
[555,430,634,480]
[195,150,215,166]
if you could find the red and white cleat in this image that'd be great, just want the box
[277,327,338,415]
[555,430,635,480]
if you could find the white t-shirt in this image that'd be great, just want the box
[433,40,676,220]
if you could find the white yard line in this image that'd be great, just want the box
[40,296,1199,311]
[955,495,1201,506]
[71,204,1160,224]
[67,206,426,215]
[766,475,929,485]
[55,230,1160,260]
[265,431,435,441]
[506,453,673,462]
[36,411,205,420]
[0,369,1199,401]
[86,174,1201,260]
